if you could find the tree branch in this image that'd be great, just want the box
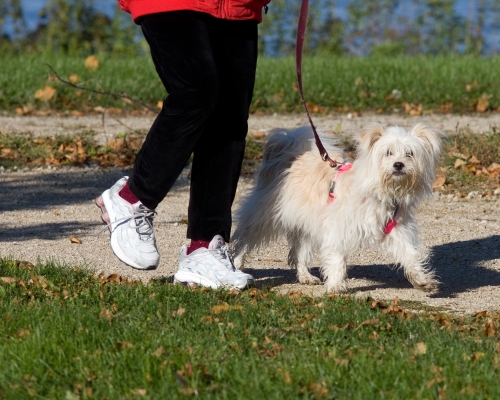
[46,64,157,113]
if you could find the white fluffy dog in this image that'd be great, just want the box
[232,123,442,293]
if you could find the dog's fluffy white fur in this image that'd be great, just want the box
[232,123,442,293]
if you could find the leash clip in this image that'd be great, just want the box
[322,152,337,168]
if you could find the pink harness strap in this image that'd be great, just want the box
[328,163,352,202]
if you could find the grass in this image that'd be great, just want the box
[1,53,500,114]
[1,258,500,399]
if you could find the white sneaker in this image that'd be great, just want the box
[174,235,254,289]
[96,177,160,270]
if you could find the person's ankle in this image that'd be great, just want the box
[119,181,140,204]
[187,240,210,255]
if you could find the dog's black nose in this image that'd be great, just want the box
[393,162,404,171]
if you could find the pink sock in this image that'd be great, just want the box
[119,181,140,204]
[187,240,210,255]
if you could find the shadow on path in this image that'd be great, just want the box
[0,168,190,213]
[243,236,500,297]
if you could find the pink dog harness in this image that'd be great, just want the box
[328,163,352,201]
[328,163,399,234]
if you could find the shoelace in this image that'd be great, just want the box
[209,245,236,271]
[134,206,156,241]
[97,207,157,240]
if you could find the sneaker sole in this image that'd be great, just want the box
[98,190,158,271]
[173,270,252,290]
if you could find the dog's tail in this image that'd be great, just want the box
[256,126,314,185]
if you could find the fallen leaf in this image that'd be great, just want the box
[1,277,19,284]
[126,136,143,151]
[433,174,446,190]
[415,342,427,355]
[172,307,186,317]
[249,131,266,138]
[476,93,491,112]
[152,346,166,357]
[104,274,121,283]
[210,303,243,314]
[68,74,79,84]
[29,275,48,289]
[99,308,114,321]
[116,341,133,350]
[485,321,496,337]
[355,318,379,330]
[13,260,35,270]
[301,382,329,398]
[84,55,99,71]
[133,388,147,396]
[17,329,31,339]
[35,86,56,101]
[469,155,481,164]
[278,367,293,384]
[69,236,82,244]
[333,358,349,367]
[370,299,388,309]
[454,158,466,169]
[487,163,500,172]
[474,310,489,318]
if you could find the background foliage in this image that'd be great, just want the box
[1,0,500,56]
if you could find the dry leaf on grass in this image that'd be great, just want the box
[475,93,492,112]
[355,318,379,330]
[1,277,20,284]
[433,174,446,190]
[35,86,56,102]
[415,342,427,355]
[152,346,166,357]
[99,308,114,321]
[84,55,99,71]
[301,382,330,398]
[172,307,186,317]
[116,341,133,350]
[210,303,243,314]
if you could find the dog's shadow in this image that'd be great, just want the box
[244,236,500,298]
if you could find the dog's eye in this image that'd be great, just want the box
[386,150,393,157]
[406,150,414,157]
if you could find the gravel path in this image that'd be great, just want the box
[2,113,500,315]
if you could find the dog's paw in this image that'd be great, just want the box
[297,272,322,285]
[326,282,348,294]
[409,276,440,292]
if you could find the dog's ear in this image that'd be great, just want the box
[411,123,442,162]
[357,123,385,151]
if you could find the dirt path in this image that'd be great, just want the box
[2,113,500,315]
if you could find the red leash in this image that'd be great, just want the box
[296,0,337,168]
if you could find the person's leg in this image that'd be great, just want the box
[97,11,222,270]
[187,18,259,243]
[128,11,222,210]
[173,17,258,289]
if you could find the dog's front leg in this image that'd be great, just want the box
[320,250,348,293]
[388,230,439,292]
[287,236,321,285]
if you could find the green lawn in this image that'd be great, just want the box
[0,258,499,399]
[1,54,499,114]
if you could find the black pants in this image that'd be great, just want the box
[129,11,258,242]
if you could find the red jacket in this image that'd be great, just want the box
[117,0,270,23]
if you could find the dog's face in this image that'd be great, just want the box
[356,123,441,198]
